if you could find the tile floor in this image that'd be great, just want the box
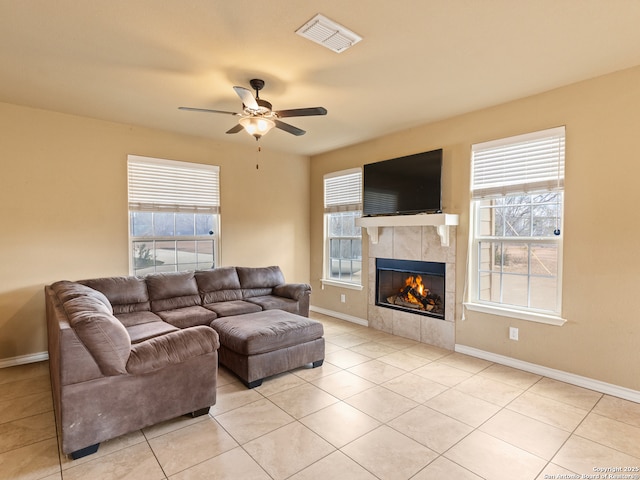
[2,312,640,479]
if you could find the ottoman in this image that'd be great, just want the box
[210,309,325,388]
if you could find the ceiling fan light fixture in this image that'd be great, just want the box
[239,116,275,139]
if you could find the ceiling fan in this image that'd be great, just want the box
[179,79,327,140]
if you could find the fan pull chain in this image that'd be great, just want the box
[256,143,261,169]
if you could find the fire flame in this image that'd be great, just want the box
[387,273,440,314]
[403,275,427,305]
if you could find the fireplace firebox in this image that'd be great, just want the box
[375,258,445,319]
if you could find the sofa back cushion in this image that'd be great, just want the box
[80,276,150,315]
[63,296,131,375]
[236,266,285,299]
[146,271,201,312]
[51,281,113,314]
[195,267,243,304]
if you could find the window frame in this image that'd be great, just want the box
[129,212,219,276]
[324,210,363,288]
[127,155,220,276]
[322,168,364,290]
[466,127,566,326]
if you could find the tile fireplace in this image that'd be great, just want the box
[364,222,457,350]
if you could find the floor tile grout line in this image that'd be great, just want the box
[222,382,333,480]
[312,337,485,478]
[530,396,605,479]
[424,387,544,480]
[525,376,604,410]
[0,404,56,429]
[143,432,169,480]
[386,386,503,480]
[281,422,340,480]
[216,351,434,479]
[0,402,56,420]
[49,390,64,479]
[468,373,616,478]
[212,394,297,445]
[0,426,58,458]
[0,387,54,406]
[565,396,640,463]
[389,360,570,479]
[311,382,379,402]
[236,441,278,480]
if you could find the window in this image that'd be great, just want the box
[468,127,565,324]
[127,155,220,275]
[323,169,363,288]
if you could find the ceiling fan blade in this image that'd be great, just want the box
[226,124,245,134]
[233,86,259,110]
[179,106,239,116]
[275,107,327,118]
[274,119,306,136]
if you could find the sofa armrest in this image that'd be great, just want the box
[127,326,220,375]
[272,283,311,301]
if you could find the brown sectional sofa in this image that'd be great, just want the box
[46,266,314,459]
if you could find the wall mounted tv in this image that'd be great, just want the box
[363,148,443,216]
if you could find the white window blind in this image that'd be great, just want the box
[324,168,362,213]
[471,126,565,199]
[128,155,220,213]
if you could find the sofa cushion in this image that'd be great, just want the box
[115,309,181,347]
[51,281,113,314]
[146,271,201,312]
[236,266,285,299]
[63,296,131,376]
[195,267,243,304]
[81,276,150,315]
[204,300,262,317]
[156,305,218,329]
[245,295,299,314]
[115,310,163,328]
[126,321,180,344]
[210,310,324,356]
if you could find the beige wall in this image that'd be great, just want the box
[0,102,310,361]
[310,65,640,391]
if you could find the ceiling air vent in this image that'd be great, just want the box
[296,14,362,53]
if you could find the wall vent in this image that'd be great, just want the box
[295,14,362,53]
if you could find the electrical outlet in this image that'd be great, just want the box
[509,327,519,341]
[340,294,346,303]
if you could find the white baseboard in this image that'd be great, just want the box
[310,306,368,327]
[0,352,49,369]
[455,344,640,404]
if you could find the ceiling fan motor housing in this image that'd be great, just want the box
[249,78,265,92]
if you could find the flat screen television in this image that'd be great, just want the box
[363,148,443,216]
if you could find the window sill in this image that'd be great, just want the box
[464,302,566,326]
[321,279,364,291]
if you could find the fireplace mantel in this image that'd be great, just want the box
[356,213,459,246]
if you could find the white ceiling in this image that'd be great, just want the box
[2,0,640,156]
